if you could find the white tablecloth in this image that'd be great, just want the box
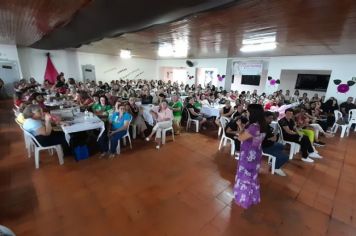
[200,105,222,117]
[200,102,236,118]
[135,102,155,126]
[50,106,80,116]
[180,95,188,101]
[61,113,105,144]
[44,100,66,107]
[141,104,155,126]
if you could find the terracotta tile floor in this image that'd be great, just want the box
[1,99,356,236]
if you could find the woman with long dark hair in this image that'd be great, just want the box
[234,104,266,209]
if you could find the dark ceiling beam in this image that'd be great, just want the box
[31,0,239,50]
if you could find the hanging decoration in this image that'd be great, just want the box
[44,53,59,84]
[268,76,280,86]
[334,79,355,93]
[217,74,225,81]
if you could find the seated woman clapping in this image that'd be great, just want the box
[98,102,132,159]
[145,100,173,149]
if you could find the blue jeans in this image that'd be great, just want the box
[262,143,289,169]
[98,130,127,154]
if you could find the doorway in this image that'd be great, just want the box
[0,60,21,98]
[81,64,96,82]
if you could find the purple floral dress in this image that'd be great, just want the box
[234,123,265,209]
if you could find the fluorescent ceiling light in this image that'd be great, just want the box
[240,42,277,52]
[240,31,277,52]
[173,41,188,58]
[158,43,173,57]
[120,49,131,59]
[242,35,276,45]
[158,39,188,58]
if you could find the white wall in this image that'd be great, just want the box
[156,58,228,87]
[14,47,356,103]
[0,44,22,77]
[76,52,156,82]
[267,55,356,103]
[279,70,331,98]
[18,48,157,84]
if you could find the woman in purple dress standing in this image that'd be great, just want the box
[234,104,266,209]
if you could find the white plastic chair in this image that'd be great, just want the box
[20,127,64,169]
[218,116,235,156]
[162,121,175,144]
[262,152,277,175]
[331,110,350,138]
[116,118,133,154]
[276,123,299,160]
[347,109,356,134]
[13,108,19,117]
[185,108,199,133]
[218,116,231,137]
[15,119,33,158]
[130,123,137,139]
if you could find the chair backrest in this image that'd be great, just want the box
[14,118,42,148]
[125,116,133,133]
[184,107,192,120]
[219,116,230,136]
[19,123,43,148]
[348,109,356,122]
[13,108,19,117]
[334,110,343,121]
[219,116,230,127]
[276,123,285,143]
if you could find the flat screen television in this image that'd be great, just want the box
[295,74,330,91]
[241,75,261,86]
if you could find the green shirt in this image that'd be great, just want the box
[194,101,202,110]
[92,103,112,113]
[169,101,183,117]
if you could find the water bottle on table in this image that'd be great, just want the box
[84,109,89,120]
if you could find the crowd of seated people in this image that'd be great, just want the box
[11,74,356,171]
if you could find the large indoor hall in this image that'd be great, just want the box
[1,0,356,235]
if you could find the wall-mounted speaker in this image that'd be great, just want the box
[186,60,194,67]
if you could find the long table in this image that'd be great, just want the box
[60,113,105,144]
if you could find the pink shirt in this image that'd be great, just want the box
[270,102,299,120]
[152,106,173,122]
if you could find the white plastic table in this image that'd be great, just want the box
[61,113,105,144]
[135,102,155,126]
[201,105,222,117]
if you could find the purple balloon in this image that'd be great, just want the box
[337,84,349,93]
[270,80,276,85]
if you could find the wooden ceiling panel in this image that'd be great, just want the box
[0,0,90,46]
[1,0,355,58]
[78,0,356,59]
